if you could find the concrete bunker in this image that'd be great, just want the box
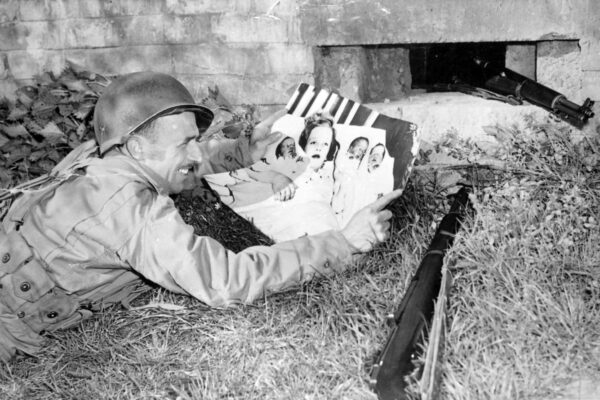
[313,40,582,104]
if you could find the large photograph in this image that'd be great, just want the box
[205,84,419,242]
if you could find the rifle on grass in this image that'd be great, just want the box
[370,186,473,400]
[473,57,595,129]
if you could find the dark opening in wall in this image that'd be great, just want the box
[409,42,507,89]
[314,42,538,103]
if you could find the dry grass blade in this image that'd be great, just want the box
[419,264,450,400]
[1,113,598,399]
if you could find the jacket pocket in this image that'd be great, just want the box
[10,259,54,303]
[20,289,80,333]
[0,258,54,312]
[0,229,33,278]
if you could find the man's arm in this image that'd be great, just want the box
[192,111,286,176]
[122,189,401,307]
[122,194,354,307]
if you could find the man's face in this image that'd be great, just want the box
[139,112,203,194]
[280,137,297,159]
[368,145,385,173]
[304,125,332,170]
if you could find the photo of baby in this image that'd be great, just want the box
[204,84,418,242]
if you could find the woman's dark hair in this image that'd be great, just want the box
[298,118,340,162]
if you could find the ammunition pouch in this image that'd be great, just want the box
[0,229,90,336]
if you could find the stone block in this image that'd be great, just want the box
[78,0,121,18]
[0,23,28,51]
[124,15,166,45]
[6,50,66,80]
[165,0,232,14]
[581,71,600,101]
[165,0,298,15]
[239,0,299,15]
[120,0,165,15]
[171,45,266,75]
[364,46,411,102]
[172,44,311,76]
[164,14,214,44]
[579,37,600,71]
[177,72,313,105]
[263,44,313,74]
[211,13,302,43]
[537,40,583,102]
[299,0,580,45]
[26,21,64,50]
[78,0,164,17]
[18,0,79,21]
[314,46,367,102]
[63,16,165,48]
[506,44,536,79]
[0,78,19,100]
[0,21,64,50]
[0,0,19,23]
[65,45,173,75]
[0,53,9,80]
[63,18,118,48]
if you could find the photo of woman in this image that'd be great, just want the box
[204,84,418,242]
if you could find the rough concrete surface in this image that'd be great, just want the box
[1,0,599,107]
[368,92,550,146]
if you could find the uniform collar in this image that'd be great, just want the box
[89,152,171,196]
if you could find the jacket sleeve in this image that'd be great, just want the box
[120,194,356,307]
[194,136,254,176]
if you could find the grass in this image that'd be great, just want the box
[0,121,599,399]
[438,122,600,400]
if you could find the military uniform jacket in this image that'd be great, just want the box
[0,140,354,360]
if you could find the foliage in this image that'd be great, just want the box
[439,121,600,399]
[0,63,110,188]
[0,66,598,399]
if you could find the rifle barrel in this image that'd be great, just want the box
[371,187,473,400]
[474,57,595,128]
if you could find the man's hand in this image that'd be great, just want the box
[249,110,287,163]
[341,189,403,253]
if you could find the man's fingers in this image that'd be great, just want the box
[372,189,403,211]
[381,220,391,234]
[260,131,284,146]
[377,209,393,222]
[255,110,287,134]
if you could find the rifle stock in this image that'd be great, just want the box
[370,187,473,400]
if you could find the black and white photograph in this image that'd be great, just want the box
[205,84,417,241]
[0,1,598,399]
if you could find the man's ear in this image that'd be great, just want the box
[124,135,145,160]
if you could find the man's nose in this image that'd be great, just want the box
[187,140,203,162]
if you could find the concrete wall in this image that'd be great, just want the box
[1,0,599,107]
[301,0,600,103]
[0,0,310,107]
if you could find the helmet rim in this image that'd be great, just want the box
[93,72,214,155]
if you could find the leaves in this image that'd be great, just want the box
[0,135,9,150]
[0,123,29,138]
[0,64,112,187]
[38,121,64,140]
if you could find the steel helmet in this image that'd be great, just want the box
[93,71,214,155]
